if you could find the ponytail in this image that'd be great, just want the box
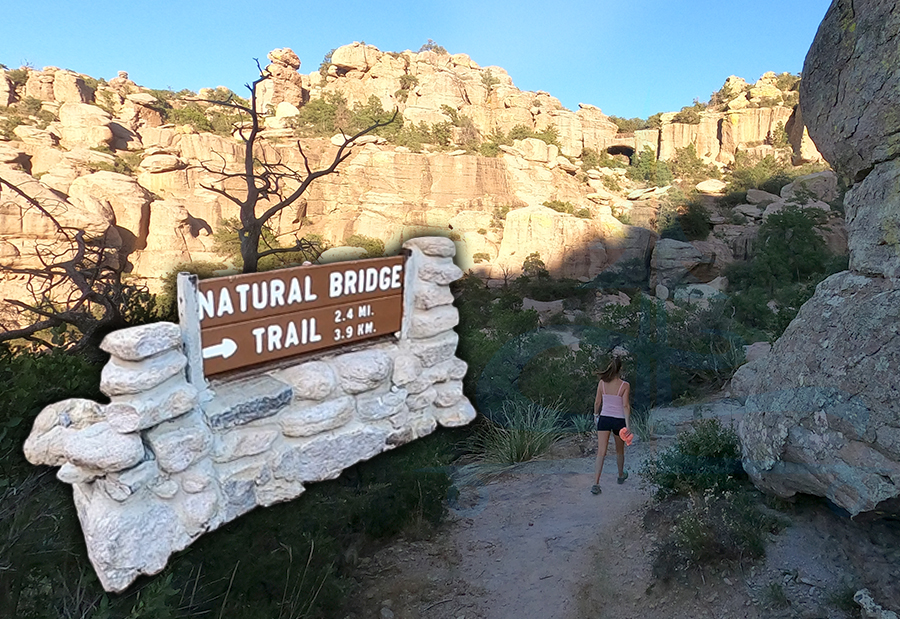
[598,356,622,382]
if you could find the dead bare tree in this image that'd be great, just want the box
[0,175,151,352]
[193,62,398,274]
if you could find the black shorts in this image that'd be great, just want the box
[596,415,627,434]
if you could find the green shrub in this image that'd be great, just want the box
[319,48,335,78]
[479,141,501,157]
[726,152,793,195]
[574,207,592,219]
[418,39,448,54]
[481,69,500,90]
[165,103,213,132]
[292,94,342,136]
[213,217,327,271]
[627,145,673,186]
[491,204,511,227]
[767,121,790,149]
[601,175,621,191]
[18,96,43,116]
[6,67,29,88]
[650,488,786,582]
[395,73,419,102]
[657,190,712,242]
[607,115,655,133]
[669,144,721,183]
[472,252,490,263]
[774,72,800,92]
[640,419,743,499]
[582,297,745,410]
[542,199,575,214]
[671,102,705,124]
[0,112,26,140]
[506,124,559,147]
[522,251,548,276]
[344,233,384,258]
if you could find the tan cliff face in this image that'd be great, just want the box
[0,45,824,305]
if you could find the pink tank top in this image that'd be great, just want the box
[600,380,628,419]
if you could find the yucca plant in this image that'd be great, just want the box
[470,399,564,464]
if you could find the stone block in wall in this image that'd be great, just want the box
[150,478,179,499]
[179,489,220,536]
[357,389,408,421]
[270,360,336,401]
[403,358,468,394]
[179,459,215,494]
[406,331,459,368]
[219,458,270,521]
[47,398,105,430]
[407,386,437,411]
[73,483,191,593]
[100,322,182,361]
[64,422,145,472]
[25,424,73,467]
[430,399,477,427]
[433,380,464,407]
[392,354,422,386]
[96,476,136,502]
[414,281,456,310]
[417,260,464,285]
[403,236,457,257]
[57,462,104,484]
[109,459,160,495]
[279,396,354,437]
[255,478,306,508]
[145,411,212,474]
[212,427,280,463]
[203,376,292,430]
[100,349,187,397]
[106,376,198,433]
[273,425,389,483]
[333,350,392,394]
[410,305,460,339]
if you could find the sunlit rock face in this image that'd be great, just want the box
[737,0,900,518]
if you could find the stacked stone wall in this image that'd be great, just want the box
[23,236,475,592]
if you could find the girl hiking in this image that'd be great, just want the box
[591,356,631,494]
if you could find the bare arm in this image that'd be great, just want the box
[622,382,632,428]
[593,382,603,417]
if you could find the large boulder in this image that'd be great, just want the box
[800,0,900,183]
[738,272,900,516]
[739,0,900,517]
[67,172,153,252]
[650,238,711,288]
[57,102,114,149]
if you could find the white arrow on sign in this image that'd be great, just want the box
[202,338,238,360]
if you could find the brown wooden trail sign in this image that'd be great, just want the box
[178,255,405,376]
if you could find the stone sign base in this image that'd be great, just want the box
[23,237,476,592]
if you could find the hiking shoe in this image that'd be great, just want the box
[591,484,602,495]
[617,471,629,484]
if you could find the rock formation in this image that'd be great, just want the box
[736,0,900,517]
[0,47,831,315]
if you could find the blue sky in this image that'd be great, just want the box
[1,0,831,119]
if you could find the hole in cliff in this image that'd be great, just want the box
[606,145,634,165]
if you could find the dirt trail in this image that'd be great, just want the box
[345,439,663,619]
[343,430,900,619]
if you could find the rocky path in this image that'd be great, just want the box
[341,411,899,619]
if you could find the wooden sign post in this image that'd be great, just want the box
[178,256,405,378]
